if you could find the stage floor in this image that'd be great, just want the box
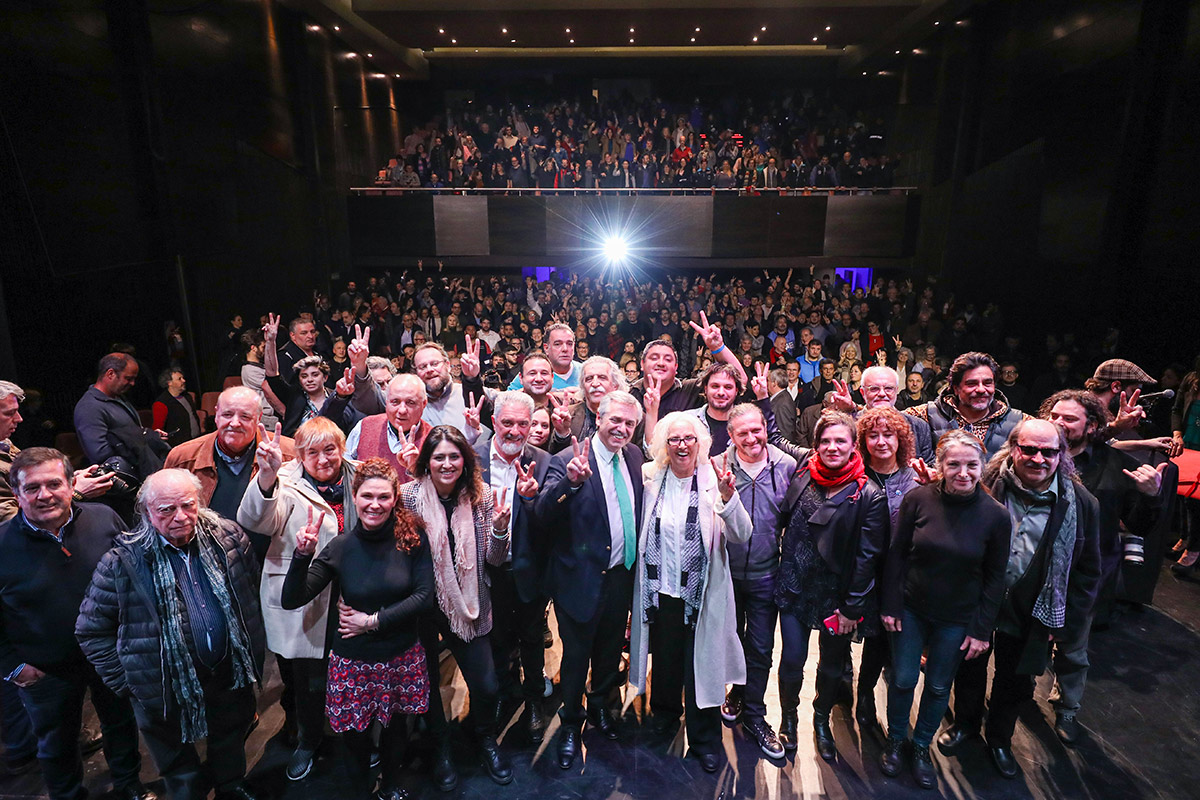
[6,561,1199,800]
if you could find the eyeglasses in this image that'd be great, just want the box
[667,435,698,447]
[862,385,896,396]
[1016,444,1059,459]
[415,358,447,372]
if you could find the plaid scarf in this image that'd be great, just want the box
[1000,462,1076,629]
[148,521,257,743]
[642,471,707,627]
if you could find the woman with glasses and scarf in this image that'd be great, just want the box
[627,412,750,774]
[775,410,888,762]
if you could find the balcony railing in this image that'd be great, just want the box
[350,186,918,197]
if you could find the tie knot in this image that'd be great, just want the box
[612,451,620,465]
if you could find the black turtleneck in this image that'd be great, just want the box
[282,518,434,660]
[882,482,1012,639]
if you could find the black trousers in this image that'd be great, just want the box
[276,655,327,749]
[134,658,257,800]
[343,721,409,796]
[950,632,1034,747]
[419,611,500,738]
[556,565,633,727]
[18,661,143,800]
[487,564,548,701]
[729,574,778,725]
[647,594,721,755]
[858,632,890,708]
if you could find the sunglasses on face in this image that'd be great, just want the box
[1016,444,1059,459]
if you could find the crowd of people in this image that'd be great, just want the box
[0,262,1195,800]
[372,92,901,191]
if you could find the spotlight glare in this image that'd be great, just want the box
[603,236,629,263]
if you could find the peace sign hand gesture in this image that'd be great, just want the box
[909,457,939,485]
[751,361,770,400]
[461,335,481,379]
[717,453,736,502]
[549,393,573,437]
[263,312,280,345]
[515,459,540,498]
[464,392,484,432]
[565,436,593,486]
[255,422,284,491]
[493,488,512,534]
[642,375,662,418]
[348,324,372,377]
[688,311,724,352]
[829,379,857,412]
[295,505,326,556]
[395,425,420,474]
[1112,388,1147,432]
[335,367,355,398]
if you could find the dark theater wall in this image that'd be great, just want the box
[0,0,401,415]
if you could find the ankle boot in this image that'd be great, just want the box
[813,711,837,761]
[777,677,803,752]
[432,736,457,793]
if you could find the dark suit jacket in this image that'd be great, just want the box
[535,439,644,624]
[770,390,799,444]
[474,436,552,603]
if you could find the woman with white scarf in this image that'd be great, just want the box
[399,425,522,791]
[627,412,751,774]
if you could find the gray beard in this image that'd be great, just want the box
[497,437,524,458]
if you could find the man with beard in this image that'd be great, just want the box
[547,356,627,453]
[937,420,1100,779]
[647,363,769,457]
[905,351,1027,458]
[1041,390,1164,745]
[410,341,488,442]
[473,392,552,742]
[1084,359,1157,437]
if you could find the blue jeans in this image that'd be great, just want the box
[0,679,35,763]
[886,608,967,747]
[730,574,778,724]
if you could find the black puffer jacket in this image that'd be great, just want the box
[75,518,265,721]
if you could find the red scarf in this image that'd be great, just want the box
[804,449,868,502]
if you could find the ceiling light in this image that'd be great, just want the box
[825,25,831,31]
[451,38,456,43]
[366,53,373,57]
[695,27,701,32]
[332,25,340,31]
[565,28,570,33]
[630,27,635,33]
[511,39,516,43]
[569,38,574,43]
[761,26,767,32]
[895,50,901,54]
[813,36,818,41]
[629,38,634,43]
[752,36,758,42]
[373,73,385,78]
[438,28,444,34]
[934,21,940,25]
[913,48,922,54]
[862,71,867,75]
[502,27,508,33]
[394,73,400,78]
[690,37,695,42]
[347,52,357,58]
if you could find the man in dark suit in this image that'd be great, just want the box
[768,368,799,444]
[536,391,644,769]
[474,391,553,742]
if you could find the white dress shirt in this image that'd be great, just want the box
[489,441,520,561]
[657,471,692,598]
[592,435,635,569]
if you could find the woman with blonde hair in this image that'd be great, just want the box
[627,411,751,773]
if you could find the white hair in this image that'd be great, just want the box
[861,365,900,389]
[597,390,643,425]
[492,390,534,419]
[580,355,627,392]
[0,381,25,403]
[649,412,712,469]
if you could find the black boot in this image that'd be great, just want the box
[813,711,837,761]
[432,736,457,793]
[777,677,803,752]
[478,704,513,785]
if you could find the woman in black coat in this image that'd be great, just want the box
[775,410,888,760]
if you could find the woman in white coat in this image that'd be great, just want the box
[628,411,752,774]
[237,416,357,781]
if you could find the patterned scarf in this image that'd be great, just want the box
[1000,461,1076,629]
[412,477,481,641]
[642,471,707,627]
[147,520,257,743]
[803,449,869,502]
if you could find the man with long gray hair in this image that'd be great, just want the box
[77,469,266,800]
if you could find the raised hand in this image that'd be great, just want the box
[892,335,903,351]
[395,425,419,474]
[549,393,573,437]
[750,361,770,400]
[829,379,857,412]
[461,335,481,379]
[1123,462,1168,496]
[909,457,939,485]
[255,422,284,490]
[565,436,593,486]
[464,391,484,432]
[515,459,540,498]
[642,375,662,418]
[295,505,325,556]
[1112,389,1147,432]
[717,453,736,502]
[335,367,355,398]
[493,488,512,533]
[875,348,888,366]
[348,324,371,377]
[263,312,280,345]
[688,310,724,352]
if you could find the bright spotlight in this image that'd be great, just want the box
[603,236,629,263]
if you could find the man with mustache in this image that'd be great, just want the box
[547,356,627,453]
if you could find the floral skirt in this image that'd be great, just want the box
[325,641,430,733]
